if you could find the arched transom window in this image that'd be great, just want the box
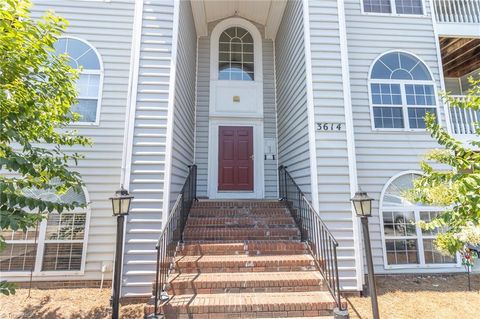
[381,173,456,267]
[54,37,103,124]
[218,27,254,81]
[0,187,89,273]
[370,52,437,130]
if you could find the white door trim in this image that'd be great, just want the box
[207,119,265,199]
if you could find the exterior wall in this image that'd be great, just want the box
[168,0,197,207]
[275,0,312,196]
[14,0,135,283]
[194,20,278,198]
[122,0,175,297]
[343,0,456,275]
[307,0,360,290]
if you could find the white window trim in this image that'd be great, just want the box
[379,171,462,270]
[360,0,428,17]
[368,50,440,131]
[1,187,91,277]
[59,36,104,126]
[210,17,263,83]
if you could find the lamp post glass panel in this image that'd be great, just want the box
[109,187,133,319]
[351,190,379,319]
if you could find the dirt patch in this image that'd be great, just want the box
[0,288,144,319]
[347,273,480,319]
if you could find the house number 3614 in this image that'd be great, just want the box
[316,123,343,131]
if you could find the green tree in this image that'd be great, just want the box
[0,0,91,294]
[410,77,480,268]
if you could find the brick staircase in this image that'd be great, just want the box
[145,200,344,318]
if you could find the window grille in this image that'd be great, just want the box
[54,37,102,123]
[369,52,437,129]
[218,27,254,81]
[381,173,457,267]
[0,188,88,274]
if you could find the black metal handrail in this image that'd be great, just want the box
[278,165,344,311]
[152,164,197,316]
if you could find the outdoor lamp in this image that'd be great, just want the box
[109,186,133,319]
[351,189,379,319]
[351,189,373,217]
[110,186,133,216]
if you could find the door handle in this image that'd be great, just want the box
[250,154,254,160]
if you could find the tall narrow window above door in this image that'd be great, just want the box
[219,27,254,81]
[363,0,424,15]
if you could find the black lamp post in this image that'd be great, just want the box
[351,189,379,319]
[109,186,133,319]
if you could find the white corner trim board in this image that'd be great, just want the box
[336,0,363,290]
[301,0,320,211]
[429,0,452,134]
[118,0,144,299]
[162,0,181,224]
[121,0,144,189]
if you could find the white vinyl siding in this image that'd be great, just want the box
[11,0,135,284]
[308,0,360,291]
[343,0,456,275]
[194,21,278,199]
[122,0,176,297]
[275,0,312,197]
[168,0,197,208]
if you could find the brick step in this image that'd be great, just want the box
[181,241,308,256]
[175,254,316,273]
[159,291,339,318]
[168,271,326,295]
[188,208,292,218]
[186,216,296,227]
[192,201,286,209]
[183,228,301,241]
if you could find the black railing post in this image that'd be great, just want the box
[278,165,345,316]
[193,164,197,201]
[153,244,161,315]
[150,164,197,318]
[278,166,283,200]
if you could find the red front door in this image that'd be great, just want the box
[218,126,254,191]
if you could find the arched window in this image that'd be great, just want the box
[54,37,103,124]
[0,187,90,273]
[369,51,437,130]
[380,172,456,268]
[218,27,254,81]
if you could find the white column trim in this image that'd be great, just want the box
[193,36,200,163]
[273,39,280,198]
[162,0,181,225]
[118,0,144,298]
[336,0,364,290]
[301,0,320,210]
[429,0,452,134]
[120,0,144,189]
